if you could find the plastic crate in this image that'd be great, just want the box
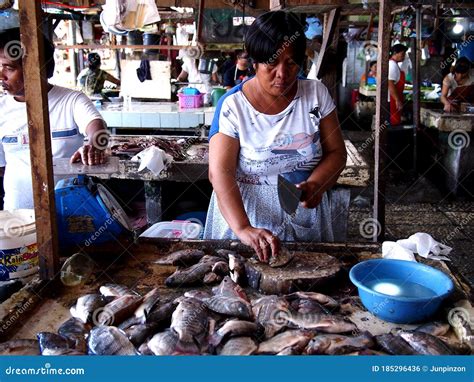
[178,93,204,109]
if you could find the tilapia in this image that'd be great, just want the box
[170,297,209,344]
[97,295,143,326]
[184,290,212,300]
[285,291,339,310]
[0,339,40,355]
[70,294,114,324]
[57,317,88,352]
[148,330,200,355]
[88,326,137,355]
[155,249,206,266]
[399,331,454,355]
[212,261,230,276]
[286,312,356,333]
[252,295,291,339]
[219,337,257,355]
[416,321,451,337]
[125,323,157,347]
[258,330,314,354]
[212,276,249,301]
[269,247,295,268]
[228,253,247,285]
[100,283,137,297]
[209,320,259,347]
[42,348,86,356]
[138,342,154,355]
[204,295,253,320]
[165,259,216,287]
[146,300,178,328]
[203,272,221,285]
[276,347,299,355]
[306,332,374,355]
[292,299,331,315]
[37,332,71,355]
[134,288,160,319]
[215,249,239,261]
[118,316,144,330]
[375,334,417,355]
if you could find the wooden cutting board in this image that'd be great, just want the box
[245,251,341,295]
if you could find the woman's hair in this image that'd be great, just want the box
[245,11,306,66]
[0,27,55,78]
[454,56,471,74]
[390,43,408,56]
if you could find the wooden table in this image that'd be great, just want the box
[92,137,370,240]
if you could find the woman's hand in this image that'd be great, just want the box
[236,226,280,263]
[443,102,456,113]
[296,180,324,209]
[70,144,106,165]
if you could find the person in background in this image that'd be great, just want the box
[77,52,120,96]
[440,57,473,112]
[204,11,346,261]
[0,28,108,210]
[223,50,254,90]
[360,60,377,87]
[388,44,408,125]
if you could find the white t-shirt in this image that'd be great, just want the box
[443,71,474,97]
[0,85,103,210]
[209,79,336,185]
[388,60,402,101]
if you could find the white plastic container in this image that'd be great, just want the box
[0,209,39,281]
[139,221,203,240]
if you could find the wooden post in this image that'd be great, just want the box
[18,0,60,280]
[413,5,422,172]
[373,0,392,242]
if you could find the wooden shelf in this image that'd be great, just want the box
[55,44,186,50]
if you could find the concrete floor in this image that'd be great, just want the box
[345,130,474,287]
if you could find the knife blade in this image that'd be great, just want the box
[277,175,302,215]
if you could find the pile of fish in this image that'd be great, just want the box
[0,248,470,356]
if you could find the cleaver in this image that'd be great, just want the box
[277,175,302,215]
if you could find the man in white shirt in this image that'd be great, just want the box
[0,28,108,210]
[388,44,408,125]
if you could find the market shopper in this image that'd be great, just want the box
[0,28,108,210]
[77,52,120,96]
[440,57,473,112]
[204,11,346,261]
[388,44,408,125]
[223,50,254,90]
[360,60,377,87]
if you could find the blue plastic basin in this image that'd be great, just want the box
[349,259,454,324]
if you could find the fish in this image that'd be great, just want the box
[184,290,212,300]
[306,332,374,355]
[269,247,295,268]
[293,299,331,315]
[57,317,88,352]
[215,249,238,261]
[88,326,137,355]
[0,339,40,355]
[219,337,257,355]
[212,276,249,301]
[97,295,143,326]
[170,297,209,345]
[148,330,180,355]
[204,295,253,320]
[146,300,178,328]
[42,348,86,356]
[99,283,137,297]
[209,320,259,347]
[203,272,221,285]
[70,294,114,324]
[252,295,290,339]
[125,323,158,347]
[285,291,339,310]
[212,261,230,276]
[399,331,454,355]
[257,330,314,354]
[285,312,357,333]
[154,249,206,266]
[37,332,71,355]
[138,342,154,355]
[375,334,417,355]
[134,288,160,319]
[118,316,144,330]
[415,321,451,337]
[228,252,247,285]
[276,347,299,355]
[165,259,216,287]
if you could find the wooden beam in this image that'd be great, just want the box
[372,0,392,242]
[315,7,340,80]
[18,0,60,280]
[413,6,422,172]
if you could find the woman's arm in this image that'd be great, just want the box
[296,110,347,208]
[70,119,108,165]
[104,72,120,86]
[209,133,279,261]
[177,69,189,82]
[440,77,453,112]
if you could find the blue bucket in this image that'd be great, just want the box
[349,259,454,324]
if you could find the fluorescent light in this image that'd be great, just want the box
[453,22,464,34]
